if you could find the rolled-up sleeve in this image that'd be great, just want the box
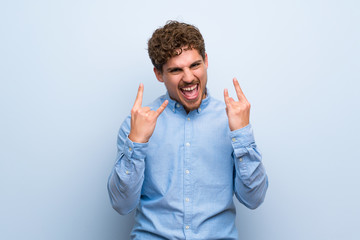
[107,116,148,215]
[231,124,268,209]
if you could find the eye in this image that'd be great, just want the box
[170,68,181,73]
[190,62,201,68]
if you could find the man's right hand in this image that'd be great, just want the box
[128,83,168,143]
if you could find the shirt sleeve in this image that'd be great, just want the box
[107,116,148,215]
[230,124,269,209]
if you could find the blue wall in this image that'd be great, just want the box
[1,0,359,239]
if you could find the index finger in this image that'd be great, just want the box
[233,78,248,102]
[133,83,144,109]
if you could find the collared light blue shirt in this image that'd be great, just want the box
[108,93,268,240]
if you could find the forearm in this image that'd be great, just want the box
[231,124,268,209]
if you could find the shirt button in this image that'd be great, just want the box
[185,170,190,174]
[198,108,201,112]
[129,147,132,151]
[185,225,190,230]
[232,138,236,142]
[186,142,190,147]
[185,198,190,202]
[125,170,130,175]
[239,157,243,162]
[187,117,190,121]
[176,103,180,108]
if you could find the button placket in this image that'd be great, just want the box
[183,113,193,237]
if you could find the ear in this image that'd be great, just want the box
[204,52,208,68]
[154,67,164,82]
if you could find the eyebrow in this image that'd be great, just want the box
[166,60,203,72]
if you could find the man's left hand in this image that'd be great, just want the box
[224,78,251,131]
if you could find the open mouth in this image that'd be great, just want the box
[180,84,199,101]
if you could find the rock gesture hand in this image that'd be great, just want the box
[224,78,251,131]
[128,83,168,143]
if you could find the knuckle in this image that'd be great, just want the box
[147,116,155,122]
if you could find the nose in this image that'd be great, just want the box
[182,68,195,83]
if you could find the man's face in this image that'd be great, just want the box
[154,48,208,113]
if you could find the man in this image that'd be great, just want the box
[108,21,268,240]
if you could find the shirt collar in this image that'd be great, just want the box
[163,90,211,114]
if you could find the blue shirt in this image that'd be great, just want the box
[108,93,268,240]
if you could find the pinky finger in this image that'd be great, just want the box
[155,100,169,117]
[224,89,230,105]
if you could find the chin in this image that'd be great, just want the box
[183,100,202,112]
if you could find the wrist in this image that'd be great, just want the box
[128,132,149,143]
[229,121,249,131]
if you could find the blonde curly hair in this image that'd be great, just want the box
[148,21,206,72]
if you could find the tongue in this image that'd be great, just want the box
[182,87,198,100]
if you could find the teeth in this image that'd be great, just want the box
[181,85,197,91]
